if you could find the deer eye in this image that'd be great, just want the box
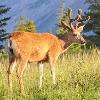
[73,34,77,36]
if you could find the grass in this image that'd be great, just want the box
[0,48,100,100]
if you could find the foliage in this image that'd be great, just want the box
[66,43,82,54]
[85,0,100,35]
[0,49,100,99]
[16,16,36,32]
[85,35,100,48]
[0,5,10,49]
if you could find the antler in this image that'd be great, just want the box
[60,8,72,31]
[74,9,90,24]
[60,8,90,33]
[70,9,90,30]
[61,21,71,31]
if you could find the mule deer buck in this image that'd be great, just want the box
[7,9,90,94]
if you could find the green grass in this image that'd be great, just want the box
[0,48,100,100]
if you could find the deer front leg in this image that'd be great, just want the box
[48,47,61,85]
[50,65,56,85]
[48,55,59,85]
[38,62,44,89]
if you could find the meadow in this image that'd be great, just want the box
[0,48,100,100]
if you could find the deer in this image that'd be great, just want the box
[7,9,90,94]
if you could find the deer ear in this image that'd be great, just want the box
[77,25,85,33]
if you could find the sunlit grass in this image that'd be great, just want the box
[0,48,100,100]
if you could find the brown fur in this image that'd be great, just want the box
[8,30,85,94]
[9,32,64,62]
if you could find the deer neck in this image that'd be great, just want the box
[59,33,72,53]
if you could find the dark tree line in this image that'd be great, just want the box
[85,0,100,35]
[84,0,100,48]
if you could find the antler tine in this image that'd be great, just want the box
[69,9,82,30]
[61,21,71,31]
[67,8,72,19]
[76,9,90,22]
[70,9,84,31]
[70,9,90,30]
[70,22,75,31]
[60,8,73,31]
[78,9,83,20]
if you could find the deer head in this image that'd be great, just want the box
[66,23,86,44]
[60,8,90,45]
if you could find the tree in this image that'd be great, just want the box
[85,0,100,35]
[16,16,36,32]
[0,5,10,49]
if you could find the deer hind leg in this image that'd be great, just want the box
[16,59,27,94]
[38,62,44,89]
[8,55,16,92]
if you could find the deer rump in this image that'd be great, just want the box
[9,31,63,62]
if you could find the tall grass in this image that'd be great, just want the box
[0,48,100,100]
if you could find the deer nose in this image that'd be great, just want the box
[83,41,86,44]
[81,41,86,45]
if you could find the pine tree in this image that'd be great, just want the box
[16,16,36,32]
[0,5,10,49]
[85,0,100,35]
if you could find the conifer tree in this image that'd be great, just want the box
[0,5,10,49]
[85,0,100,34]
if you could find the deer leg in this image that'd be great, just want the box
[38,62,44,89]
[8,56,16,92]
[49,56,57,85]
[16,60,27,94]
[48,50,60,85]
[50,63,56,85]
